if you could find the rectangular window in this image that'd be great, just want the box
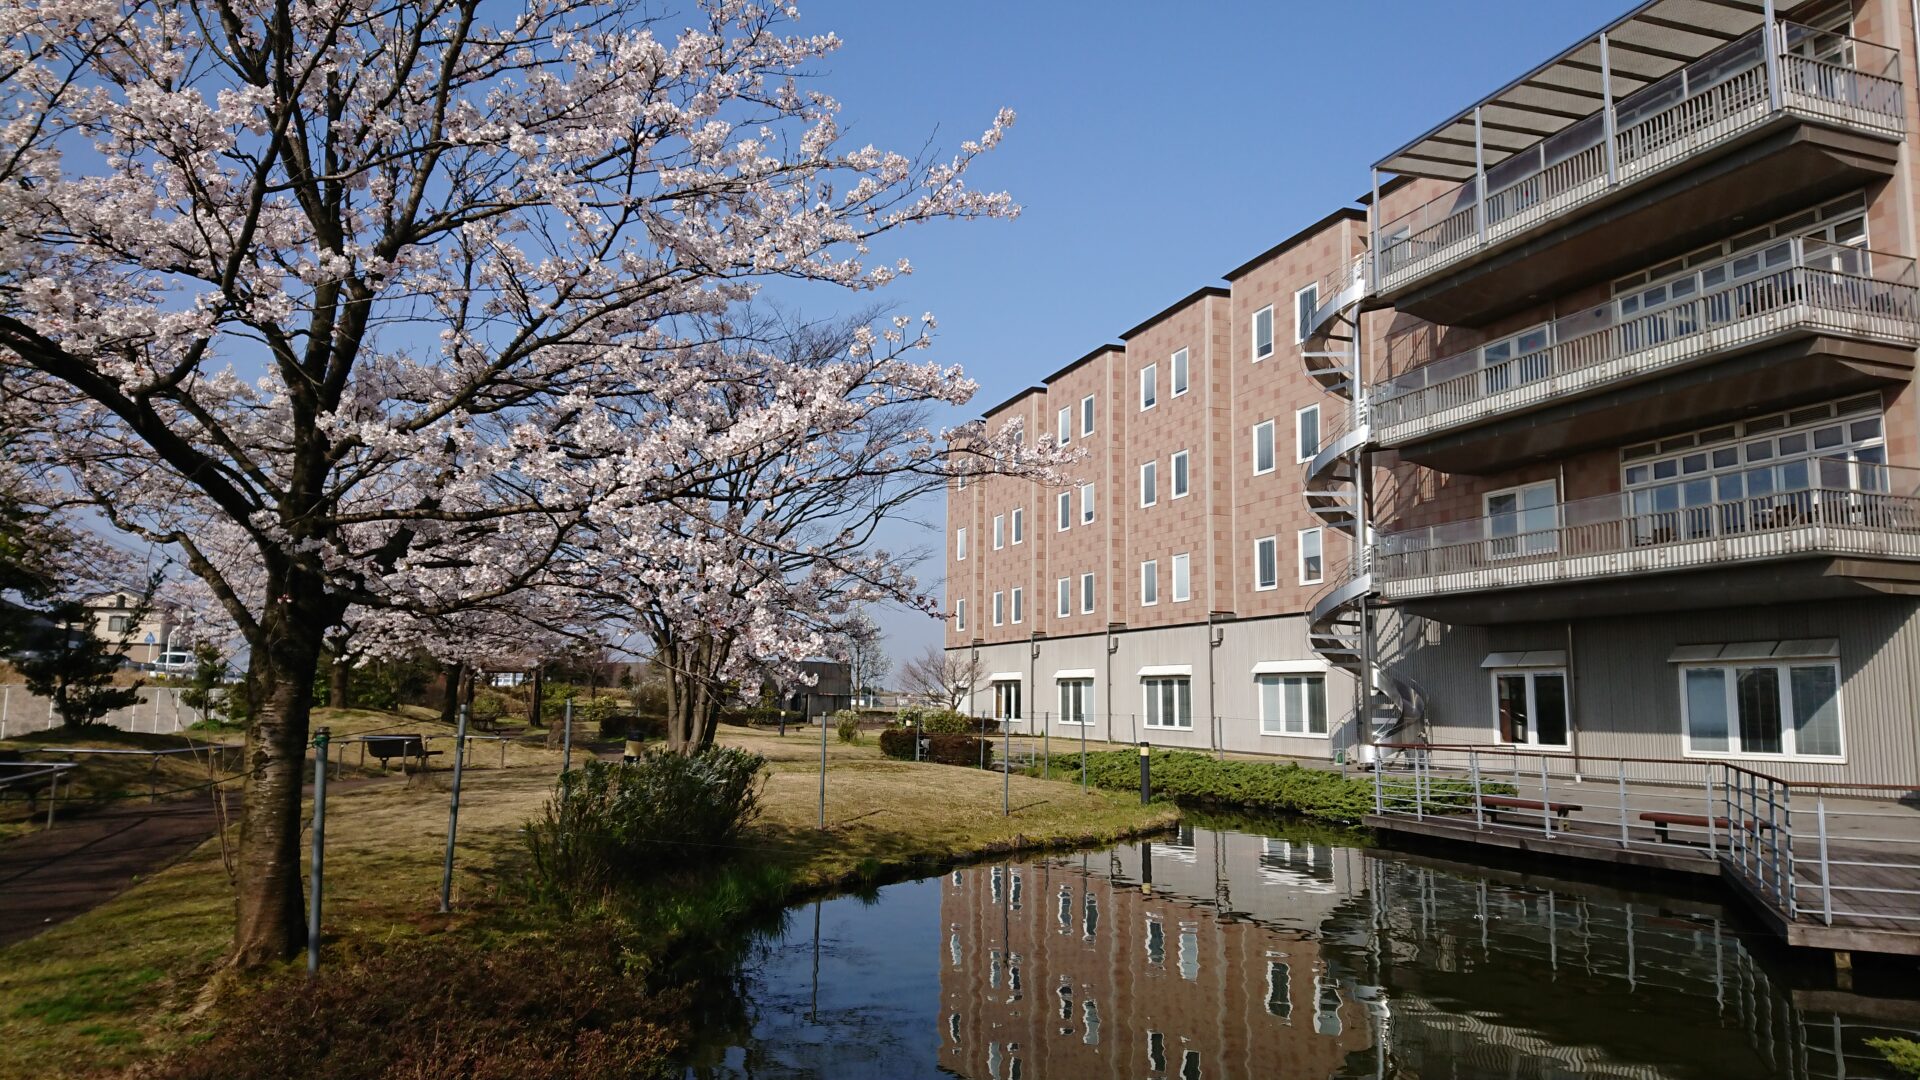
[1253,305,1275,361]
[955,598,966,632]
[1171,552,1191,603]
[1254,420,1275,475]
[1140,363,1157,411]
[1494,670,1569,748]
[1141,559,1159,606]
[1058,491,1071,531]
[1140,460,1157,507]
[992,591,1004,626]
[956,527,967,561]
[1171,348,1189,397]
[1486,480,1559,558]
[994,680,1022,720]
[1081,572,1095,614]
[1059,678,1092,725]
[1057,405,1071,447]
[1259,673,1329,736]
[1143,677,1192,729]
[1254,536,1278,590]
[1081,394,1096,436]
[1682,661,1841,758]
[1296,404,1320,463]
[1265,960,1291,1018]
[1171,450,1190,499]
[1058,577,1071,618]
[1298,528,1323,585]
[1011,587,1024,624]
[992,514,1004,550]
[1294,283,1319,343]
[1011,507,1023,545]
[1080,482,1095,524]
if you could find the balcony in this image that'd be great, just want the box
[1370,238,1920,472]
[1373,457,1920,624]
[1372,20,1904,325]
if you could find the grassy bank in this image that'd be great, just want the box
[0,716,1174,1079]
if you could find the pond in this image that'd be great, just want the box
[683,817,1920,1079]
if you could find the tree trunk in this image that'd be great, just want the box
[229,591,328,968]
[328,658,350,711]
[527,666,544,730]
[439,662,462,726]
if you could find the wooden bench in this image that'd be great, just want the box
[1640,811,1774,844]
[1480,794,1583,830]
[361,734,442,773]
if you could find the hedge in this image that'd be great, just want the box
[1044,750,1502,824]
[877,728,991,767]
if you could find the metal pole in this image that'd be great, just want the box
[1474,105,1488,244]
[1762,0,1783,112]
[1599,31,1619,184]
[1080,710,1088,792]
[45,769,57,830]
[915,712,922,763]
[1042,713,1049,779]
[1138,741,1150,805]
[560,697,574,809]
[1470,750,1484,829]
[308,726,330,976]
[1,684,9,738]
[1705,768,1718,854]
[818,703,829,830]
[1002,714,1010,817]
[1373,755,1384,815]
[1617,759,1631,847]
[1540,754,1553,837]
[1816,793,1834,926]
[439,705,469,913]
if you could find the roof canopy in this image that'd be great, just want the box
[1376,0,1768,182]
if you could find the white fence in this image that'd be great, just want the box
[0,684,201,738]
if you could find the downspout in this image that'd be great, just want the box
[1106,625,1118,745]
[1906,0,1920,786]
[1206,614,1220,758]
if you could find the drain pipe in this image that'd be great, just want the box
[1106,624,1118,745]
[1207,615,1224,759]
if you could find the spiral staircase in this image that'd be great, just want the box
[1298,256,1427,759]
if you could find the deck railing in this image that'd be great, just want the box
[1371,239,1920,443]
[1373,22,1903,295]
[1373,456,1920,598]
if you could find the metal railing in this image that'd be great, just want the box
[1374,456,1920,597]
[1371,239,1920,441]
[1374,22,1903,293]
[1371,743,1920,934]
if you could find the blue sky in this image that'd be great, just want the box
[804,0,1627,671]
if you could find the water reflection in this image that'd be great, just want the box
[683,821,1920,1079]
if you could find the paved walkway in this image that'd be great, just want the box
[0,798,221,947]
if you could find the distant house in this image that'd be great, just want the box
[778,660,853,719]
[83,592,181,670]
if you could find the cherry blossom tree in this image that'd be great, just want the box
[0,0,1031,966]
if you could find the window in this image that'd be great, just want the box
[1294,283,1319,343]
[1298,528,1323,585]
[992,514,1004,549]
[1265,960,1292,1018]
[1080,482,1096,524]
[1057,405,1071,446]
[1254,536,1278,590]
[1171,553,1191,603]
[1010,507,1024,545]
[1058,491,1071,531]
[1140,559,1159,605]
[1140,460,1157,507]
[1080,572,1095,614]
[1253,420,1275,475]
[1494,669,1569,748]
[1682,661,1841,758]
[1011,587,1024,624]
[1259,673,1328,736]
[1059,678,1092,725]
[1295,404,1320,463]
[1140,363,1157,410]
[1485,481,1558,558]
[1081,394,1096,436]
[955,598,966,632]
[1171,450,1190,499]
[956,527,967,561]
[993,679,1023,720]
[1253,305,1275,361]
[1171,348,1189,397]
[992,591,1004,626]
[1143,676,1192,728]
[108,615,131,633]
[1058,577,1072,618]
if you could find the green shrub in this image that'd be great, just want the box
[471,690,509,723]
[878,728,915,760]
[896,707,995,736]
[524,748,766,904]
[1044,750,1500,823]
[833,709,861,744]
[1871,1038,1920,1078]
[924,733,988,767]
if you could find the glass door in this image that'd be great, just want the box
[1486,481,1559,559]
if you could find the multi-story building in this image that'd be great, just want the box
[949,0,1920,784]
[84,590,181,669]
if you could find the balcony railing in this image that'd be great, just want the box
[1374,456,1920,598]
[1370,238,1920,444]
[1373,22,1904,296]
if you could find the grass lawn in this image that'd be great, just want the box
[0,716,1175,1079]
[0,727,248,843]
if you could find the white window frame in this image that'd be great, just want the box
[1293,283,1319,344]
[1171,449,1190,500]
[1140,559,1159,606]
[1011,507,1024,545]
[1140,460,1158,507]
[1142,676,1193,729]
[956,526,967,562]
[1171,552,1191,603]
[955,598,966,632]
[1057,677,1093,726]
[1678,660,1845,761]
[1011,586,1024,625]
[993,679,1023,721]
[1491,668,1572,750]
[1171,348,1189,397]
[1057,405,1071,447]
[1253,305,1275,362]
[1484,480,1560,559]
[1253,420,1276,476]
[992,590,1004,626]
[1140,363,1158,411]
[1058,491,1071,532]
[1295,404,1320,464]
[1297,527,1324,585]
[1258,672,1329,737]
[1080,482,1096,525]
[1254,536,1279,591]
[992,513,1004,550]
[1081,394,1096,437]
[1057,576,1072,618]
[1080,572,1095,614]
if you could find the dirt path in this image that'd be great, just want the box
[0,798,221,947]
